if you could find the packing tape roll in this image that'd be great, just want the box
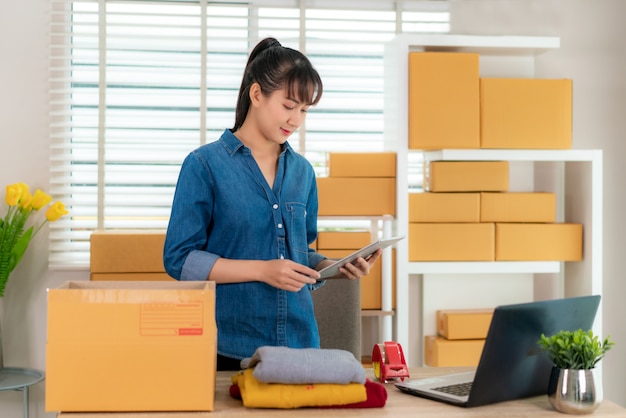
[371,341,410,382]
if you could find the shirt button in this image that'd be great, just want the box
[273,204,278,209]
[277,223,283,229]
[280,255,285,259]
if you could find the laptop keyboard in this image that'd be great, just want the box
[432,381,473,397]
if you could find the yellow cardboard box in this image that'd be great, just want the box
[317,231,371,250]
[317,177,396,216]
[409,192,480,223]
[424,335,485,367]
[480,192,556,223]
[328,152,396,178]
[495,223,583,261]
[437,309,494,340]
[425,161,509,192]
[409,223,495,261]
[90,230,168,277]
[408,52,480,150]
[480,78,573,149]
[46,281,216,412]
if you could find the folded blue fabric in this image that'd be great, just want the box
[240,346,366,385]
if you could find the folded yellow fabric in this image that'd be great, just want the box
[232,369,367,408]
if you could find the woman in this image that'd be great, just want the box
[164,37,381,370]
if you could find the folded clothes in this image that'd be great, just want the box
[241,346,366,384]
[319,379,387,409]
[231,369,367,408]
[230,377,388,409]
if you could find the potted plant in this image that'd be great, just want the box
[538,329,614,415]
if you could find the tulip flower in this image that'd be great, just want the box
[1,182,69,296]
[31,189,52,210]
[5,184,22,206]
[45,201,69,222]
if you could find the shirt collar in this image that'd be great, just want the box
[221,129,293,157]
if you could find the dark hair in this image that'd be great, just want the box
[232,37,323,131]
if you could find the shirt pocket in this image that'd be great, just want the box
[285,202,308,255]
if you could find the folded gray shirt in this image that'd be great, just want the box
[240,346,366,385]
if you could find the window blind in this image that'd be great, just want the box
[48,0,449,269]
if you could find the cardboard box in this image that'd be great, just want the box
[480,192,556,223]
[495,223,583,261]
[46,281,216,412]
[317,177,396,216]
[316,231,372,250]
[409,192,480,223]
[328,152,396,178]
[424,335,485,367]
[437,309,494,340]
[90,272,173,281]
[425,161,509,192]
[408,52,480,150]
[90,230,167,277]
[480,78,573,149]
[409,223,495,261]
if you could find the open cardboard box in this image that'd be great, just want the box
[46,281,216,412]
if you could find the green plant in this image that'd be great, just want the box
[538,329,614,370]
[1,182,68,296]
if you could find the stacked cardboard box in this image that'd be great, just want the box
[317,152,396,216]
[407,52,582,262]
[408,51,573,150]
[316,152,397,310]
[424,308,493,367]
[409,175,582,261]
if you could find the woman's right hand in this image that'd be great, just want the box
[259,259,320,292]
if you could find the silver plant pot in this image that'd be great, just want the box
[548,367,601,415]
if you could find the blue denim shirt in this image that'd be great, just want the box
[163,129,327,360]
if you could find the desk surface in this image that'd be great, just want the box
[57,367,626,417]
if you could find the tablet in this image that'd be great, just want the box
[317,235,405,280]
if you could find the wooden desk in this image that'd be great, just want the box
[57,367,626,417]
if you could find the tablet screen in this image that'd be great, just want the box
[317,235,405,280]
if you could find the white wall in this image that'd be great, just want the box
[0,1,624,416]
[450,0,626,408]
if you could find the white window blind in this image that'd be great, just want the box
[48,0,449,269]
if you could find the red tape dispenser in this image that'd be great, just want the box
[371,341,410,383]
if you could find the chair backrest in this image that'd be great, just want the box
[311,279,361,361]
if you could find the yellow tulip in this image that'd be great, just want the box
[45,201,69,222]
[19,189,33,210]
[5,183,29,206]
[31,189,53,210]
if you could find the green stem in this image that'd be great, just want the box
[0,206,29,297]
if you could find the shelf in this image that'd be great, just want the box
[361,310,394,317]
[385,33,603,369]
[394,33,560,55]
[408,261,561,275]
[422,149,602,162]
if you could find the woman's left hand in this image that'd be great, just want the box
[338,248,382,280]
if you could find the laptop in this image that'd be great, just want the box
[395,295,601,407]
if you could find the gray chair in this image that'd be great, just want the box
[311,278,361,361]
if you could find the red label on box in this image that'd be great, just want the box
[140,302,204,336]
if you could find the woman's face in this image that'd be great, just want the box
[254,86,311,145]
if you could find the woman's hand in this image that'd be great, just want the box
[338,248,383,280]
[260,259,320,292]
